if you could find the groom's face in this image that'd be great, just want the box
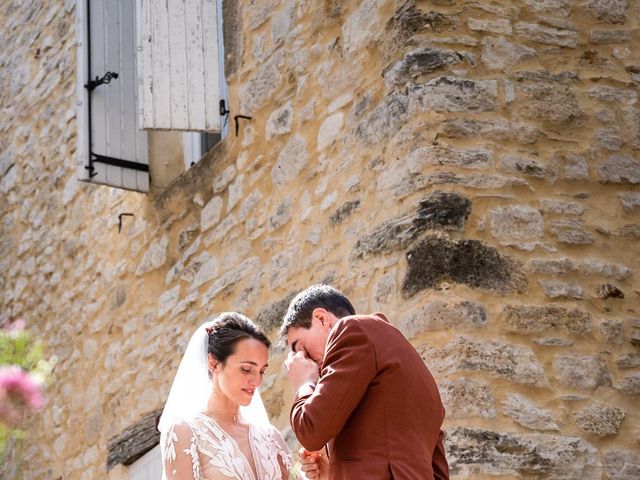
[286,308,334,366]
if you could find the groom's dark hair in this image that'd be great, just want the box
[279,284,355,337]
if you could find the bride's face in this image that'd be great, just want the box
[210,338,269,406]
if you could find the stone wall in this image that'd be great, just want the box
[1,0,639,478]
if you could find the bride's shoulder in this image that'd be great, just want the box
[163,416,199,435]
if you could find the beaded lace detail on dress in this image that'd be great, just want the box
[162,413,295,480]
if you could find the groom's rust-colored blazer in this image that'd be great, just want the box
[290,313,449,480]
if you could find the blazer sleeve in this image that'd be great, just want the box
[432,429,449,480]
[290,318,376,452]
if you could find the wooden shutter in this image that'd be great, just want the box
[76,0,150,192]
[127,445,162,480]
[138,0,224,132]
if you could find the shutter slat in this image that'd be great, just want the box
[120,0,137,167]
[168,0,188,128]
[75,0,90,180]
[139,0,154,129]
[202,0,220,131]
[89,0,108,185]
[186,0,206,129]
[77,0,150,192]
[151,0,172,128]
[140,0,222,132]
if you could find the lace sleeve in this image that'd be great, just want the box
[269,425,297,479]
[161,421,201,480]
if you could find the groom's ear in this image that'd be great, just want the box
[312,308,333,331]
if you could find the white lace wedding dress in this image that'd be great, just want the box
[162,412,296,480]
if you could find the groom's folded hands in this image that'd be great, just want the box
[284,351,320,392]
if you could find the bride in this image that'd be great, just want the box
[159,312,323,480]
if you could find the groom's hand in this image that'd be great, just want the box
[285,351,319,392]
[299,448,328,480]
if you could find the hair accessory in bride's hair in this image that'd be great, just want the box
[205,326,215,335]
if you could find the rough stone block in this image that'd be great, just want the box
[445,427,601,479]
[539,280,585,299]
[590,30,632,45]
[201,196,223,232]
[502,394,559,431]
[515,22,578,48]
[439,378,496,418]
[548,219,594,244]
[554,152,589,180]
[599,320,624,344]
[617,224,640,239]
[384,47,475,88]
[190,254,218,290]
[374,271,396,303]
[582,259,632,280]
[354,93,409,146]
[525,0,572,17]
[342,0,384,54]
[255,291,298,333]
[501,154,548,178]
[381,2,461,63]
[503,304,592,335]
[399,300,487,337]
[423,335,546,385]
[409,76,498,113]
[621,109,640,149]
[205,214,239,244]
[517,83,585,127]
[574,402,625,437]
[352,192,471,259]
[490,206,544,245]
[481,36,537,70]
[596,283,625,299]
[269,199,292,231]
[616,373,640,395]
[402,236,527,296]
[603,449,640,480]
[552,353,611,389]
[239,51,284,112]
[135,236,169,276]
[440,118,540,144]
[533,337,575,346]
[584,0,629,24]
[540,200,585,215]
[200,257,260,305]
[212,165,236,194]
[271,135,309,187]
[589,86,637,104]
[265,101,293,140]
[618,192,640,211]
[247,0,279,30]
[616,353,640,369]
[595,128,624,151]
[468,17,512,34]
[527,257,577,274]
[597,155,640,184]
[399,146,494,177]
[329,200,360,227]
[317,112,344,151]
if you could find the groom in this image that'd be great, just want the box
[282,284,449,480]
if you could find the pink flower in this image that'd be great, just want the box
[1,318,26,332]
[0,366,45,426]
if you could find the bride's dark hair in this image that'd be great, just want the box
[206,312,270,365]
